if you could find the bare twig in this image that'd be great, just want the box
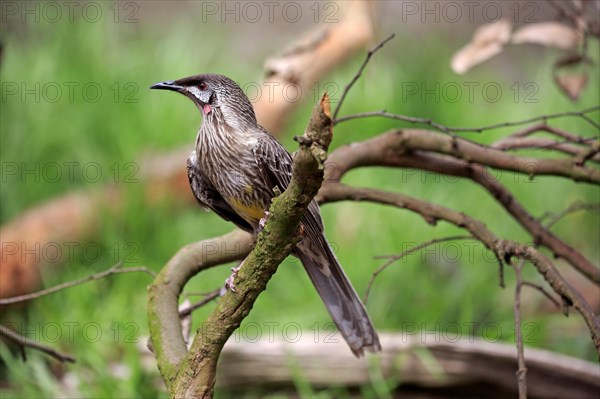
[541,201,600,230]
[522,281,561,309]
[183,290,226,297]
[498,256,506,289]
[0,262,156,305]
[513,260,528,399]
[323,131,599,283]
[179,289,221,318]
[333,33,396,119]
[386,128,600,183]
[493,137,600,162]
[575,141,600,165]
[333,106,600,133]
[364,235,473,303]
[505,123,592,143]
[0,325,76,363]
[318,183,600,352]
[112,266,157,277]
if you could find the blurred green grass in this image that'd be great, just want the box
[1,7,599,399]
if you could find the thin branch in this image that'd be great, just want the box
[183,290,225,297]
[333,33,396,120]
[498,256,506,289]
[363,127,600,183]
[364,235,473,303]
[466,162,599,284]
[506,123,592,143]
[112,266,157,277]
[579,114,599,130]
[179,289,221,318]
[522,281,561,309]
[383,128,599,184]
[542,201,600,230]
[575,141,600,166]
[318,183,600,352]
[513,260,528,399]
[333,106,600,133]
[536,137,597,149]
[492,137,600,162]
[323,131,599,283]
[0,325,76,363]
[0,263,156,305]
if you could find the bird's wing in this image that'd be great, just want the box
[187,152,254,233]
[253,131,325,232]
[252,132,293,194]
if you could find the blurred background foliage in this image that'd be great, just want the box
[0,1,598,397]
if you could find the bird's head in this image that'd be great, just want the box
[150,73,257,131]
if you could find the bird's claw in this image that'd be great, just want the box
[258,211,271,231]
[224,262,243,293]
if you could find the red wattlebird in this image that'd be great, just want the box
[151,74,380,356]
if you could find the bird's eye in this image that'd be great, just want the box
[198,82,207,91]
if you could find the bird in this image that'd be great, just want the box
[151,73,380,356]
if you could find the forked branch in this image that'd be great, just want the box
[324,130,600,284]
[317,183,600,353]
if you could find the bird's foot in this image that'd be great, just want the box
[258,211,271,232]
[224,260,244,293]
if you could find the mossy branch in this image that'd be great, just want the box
[146,230,254,389]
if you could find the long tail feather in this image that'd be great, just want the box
[295,234,381,356]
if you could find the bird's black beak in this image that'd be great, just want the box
[150,81,184,92]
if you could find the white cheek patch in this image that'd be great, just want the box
[187,86,202,101]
